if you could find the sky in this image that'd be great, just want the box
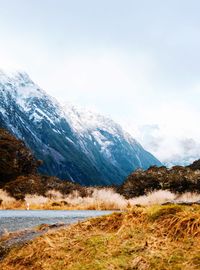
[1,0,200,165]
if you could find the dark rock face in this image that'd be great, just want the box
[0,128,39,185]
[119,163,200,198]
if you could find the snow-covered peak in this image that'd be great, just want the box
[63,102,137,144]
[1,70,61,105]
[0,69,32,85]
[0,69,162,184]
[0,70,67,129]
[63,103,115,132]
[0,69,137,145]
[0,69,45,99]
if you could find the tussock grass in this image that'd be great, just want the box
[1,188,200,210]
[0,188,128,210]
[129,190,176,205]
[175,192,200,202]
[61,188,128,210]
[25,194,49,205]
[154,206,200,239]
[147,204,183,221]
[0,190,21,209]
[1,205,200,269]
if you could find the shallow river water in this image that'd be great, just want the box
[0,210,113,235]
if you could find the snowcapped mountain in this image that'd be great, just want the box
[0,70,161,185]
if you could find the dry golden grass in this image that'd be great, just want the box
[1,188,200,210]
[175,192,200,202]
[0,205,200,270]
[0,188,128,210]
[129,190,176,205]
[154,206,200,239]
[0,190,22,209]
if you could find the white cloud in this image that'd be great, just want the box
[121,97,200,165]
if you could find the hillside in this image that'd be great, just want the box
[0,70,161,185]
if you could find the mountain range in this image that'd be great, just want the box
[0,70,161,185]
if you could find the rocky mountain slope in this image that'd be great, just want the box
[0,70,161,185]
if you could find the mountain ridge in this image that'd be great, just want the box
[0,70,161,185]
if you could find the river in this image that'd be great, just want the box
[0,210,113,235]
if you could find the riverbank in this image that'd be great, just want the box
[0,222,66,260]
[0,210,113,235]
[0,204,200,270]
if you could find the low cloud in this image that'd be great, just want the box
[135,125,200,167]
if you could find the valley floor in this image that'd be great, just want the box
[0,204,200,270]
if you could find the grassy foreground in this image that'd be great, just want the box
[1,205,200,270]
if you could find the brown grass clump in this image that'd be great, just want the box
[1,205,200,269]
[154,206,200,239]
[147,204,183,221]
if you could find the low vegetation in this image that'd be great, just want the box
[1,188,200,210]
[0,188,127,210]
[0,204,200,269]
[3,174,88,200]
[0,128,39,186]
[119,164,200,198]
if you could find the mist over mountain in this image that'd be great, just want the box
[0,70,161,185]
[136,124,200,168]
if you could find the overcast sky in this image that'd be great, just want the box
[1,0,200,164]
